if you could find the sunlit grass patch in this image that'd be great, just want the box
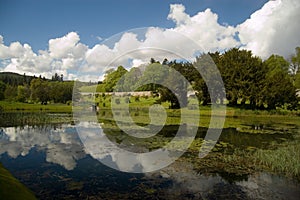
[0,101,72,113]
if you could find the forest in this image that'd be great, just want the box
[0,47,300,110]
[0,72,74,105]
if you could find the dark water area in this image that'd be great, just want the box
[0,121,299,199]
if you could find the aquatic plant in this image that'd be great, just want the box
[255,140,300,179]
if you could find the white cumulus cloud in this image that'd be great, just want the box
[168,5,239,52]
[49,32,80,59]
[238,0,300,58]
[168,4,191,26]
[0,32,88,79]
[0,36,26,59]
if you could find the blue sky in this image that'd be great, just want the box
[0,0,268,51]
[0,0,299,81]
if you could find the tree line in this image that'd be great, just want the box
[0,72,74,104]
[100,47,300,110]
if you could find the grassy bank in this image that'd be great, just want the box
[1,96,300,116]
[0,163,37,200]
[2,98,300,129]
[0,101,72,113]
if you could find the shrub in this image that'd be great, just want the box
[135,96,140,102]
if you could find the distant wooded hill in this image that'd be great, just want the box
[0,72,41,86]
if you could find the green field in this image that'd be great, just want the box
[0,101,72,113]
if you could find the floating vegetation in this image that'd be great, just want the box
[190,148,257,176]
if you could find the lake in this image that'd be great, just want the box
[0,112,299,199]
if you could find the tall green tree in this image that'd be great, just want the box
[30,78,50,104]
[115,67,142,92]
[160,67,188,109]
[48,81,74,103]
[16,85,31,102]
[193,53,226,105]
[218,48,265,107]
[4,85,17,101]
[103,66,127,92]
[265,55,290,73]
[135,63,168,91]
[294,73,300,89]
[263,55,297,110]
[51,73,63,81]
[60,82,74,103]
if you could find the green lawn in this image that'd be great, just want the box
[0,101,72,112]
[1,96,300,124]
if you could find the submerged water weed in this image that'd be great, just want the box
[190,148,257,176]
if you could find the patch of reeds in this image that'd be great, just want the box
[0,112,72,127]
[254,141,300,179]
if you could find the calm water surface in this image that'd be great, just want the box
[0,118,299,199]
